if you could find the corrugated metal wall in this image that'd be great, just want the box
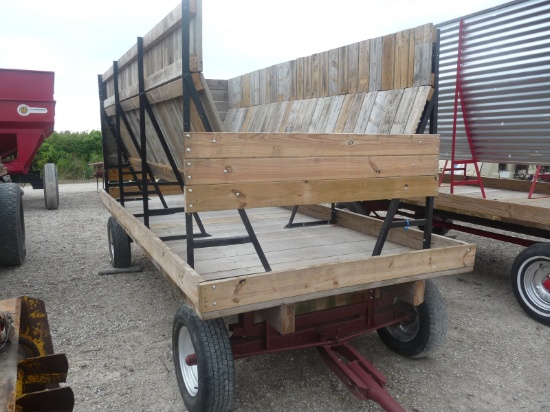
[436,0,550,165]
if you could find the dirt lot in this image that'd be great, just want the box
[1,182,549,411]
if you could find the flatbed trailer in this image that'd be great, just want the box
[97,2,476,411]
[404,175,550,326]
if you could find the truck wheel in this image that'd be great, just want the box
[511,243,550,326]
[107,217,131,268]
[43,163,59,210]
[377,280,448,358]
[173,304,235,412]
[0,183,26,265]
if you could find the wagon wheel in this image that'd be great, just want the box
[377,280,448,358]
[43,163,59,210]
[172,304,235,412]
[511,243,550,326]
[0,183,26,265]
[107,217,131,268]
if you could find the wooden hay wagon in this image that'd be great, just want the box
[97,1,476,411]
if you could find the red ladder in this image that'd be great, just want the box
[439,19,486,199]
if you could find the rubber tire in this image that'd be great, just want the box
[43,163,59,210]
[0,184,26,266]
[173,304,235,412]
[107,217,131,268]
[414,211,452,236]
[377,280,448,358]
[511,243,550,326]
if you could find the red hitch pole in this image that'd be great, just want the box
[318,342,405,412]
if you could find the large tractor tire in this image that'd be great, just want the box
[0,183,26,265]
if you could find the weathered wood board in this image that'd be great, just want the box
[183,132,440,212]
[228,24,434,109]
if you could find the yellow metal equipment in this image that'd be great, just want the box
[0,296,73,412]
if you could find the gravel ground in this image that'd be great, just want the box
[1,182,549,412]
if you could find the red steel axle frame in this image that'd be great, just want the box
[201,292,413,411]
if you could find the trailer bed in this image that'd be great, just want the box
[100,190,475,320]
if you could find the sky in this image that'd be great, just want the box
[0,0,511,132]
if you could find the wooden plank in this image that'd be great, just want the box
[185,154,438,184]
[282,100,302,132]
[251,70,260,106]
[347,42,360,94]
[320,51,329,97]
[390,87,419,134]
[295,57,305,100]
[303,55,313,99]
[343,92,367,133]
[338,46,349,95]
[313,97,334,133]
[357,39,370,92]
[323,95,345,133]
[369,37,382,91]
[381,33,395,90]
[353,91,377,133]
[383,280,425,306]
[414,24,433,87]
[377,89,404,134]
[185,132,439,158]
[185,175,439,212]
[98,190,202,307]
[307,97,328,132]
[260,67,271,105]
[256,304,296,334]
[328,48,339,96]
[365,90,390,133]
[311,53,321,98]
[404,86,431,133]
[277,62,292,102]
[197,244,475,314]
[333,94,356,133]
[394,29,411,89]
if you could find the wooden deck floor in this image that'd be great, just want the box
[123,195,413,281]
[428,183,550,231]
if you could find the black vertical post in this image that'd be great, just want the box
[423,197,434,249]
[430,29,440,135]
[137,37,149,228]
[97,75,109,191]
[113,62,125,206]
[182,0,194,266]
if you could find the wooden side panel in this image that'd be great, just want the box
[185,175,438,212]
[224,24,434,109]
[186,133,439,159]
[197,244,474,314]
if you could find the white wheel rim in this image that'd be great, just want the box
[108,226,115,264]
[519,256,550,315]
[178,326,198,397]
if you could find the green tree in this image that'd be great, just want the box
[33,130,103,180]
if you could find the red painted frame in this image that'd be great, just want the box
[0,69,56,175]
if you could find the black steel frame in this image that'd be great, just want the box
[98,4,440,271]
